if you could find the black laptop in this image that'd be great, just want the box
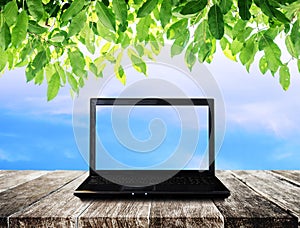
[74,98,230,198]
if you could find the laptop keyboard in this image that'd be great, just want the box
[88,175,215,186]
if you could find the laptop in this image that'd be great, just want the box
[74,98,230,198]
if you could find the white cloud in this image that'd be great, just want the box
[272,151,294,161]
[0,148,30,162]
[63,150,77,159]
[205,43,300,139]
[0,68,73,115]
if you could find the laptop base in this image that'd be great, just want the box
[74,170,230,199]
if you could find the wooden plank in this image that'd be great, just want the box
[150,200,224,227]
[78,200,151,227]
[271,170,300,187]
[0,170,16,177]
[214,171,298,228]
[0,170,83,227]
[232,170,300,225]
[9,172,92,228]
[0,170,49,193]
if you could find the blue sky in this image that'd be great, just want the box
[0,45,299,170]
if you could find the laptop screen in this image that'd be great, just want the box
[93,99,211,171]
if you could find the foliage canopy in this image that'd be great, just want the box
[0,0,299,100]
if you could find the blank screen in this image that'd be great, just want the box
[95,105,209,170]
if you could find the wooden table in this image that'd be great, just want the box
[0,170,299,227]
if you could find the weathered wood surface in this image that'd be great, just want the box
[0,170,83,227]
[271,170,300,187]
[78,199,151,227]
[232,170,300,225]
[150,200,223,227]
[9,173,92,228]
[0,170,298,228]
[215,171,297,228]
[0,170,49,193]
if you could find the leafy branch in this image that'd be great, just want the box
[0,0,299,100]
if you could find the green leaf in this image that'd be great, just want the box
[254,0,274,18]
[78,77,84,88]
[49,32,65,43]
[96,1,116,31]
[264,40,282,75]
[160,0,172,28]
[135,44,144,56]
[118,31,131,48]
[45,64,55,83]
[28,20,48,34]
[232,19,247,39]
[219,0,233,14]
[18,43,34,64]
[31,50,48,75]
[114,64,126,85]
[239,36,257,71]
[6,49,14,70]
[113,0,128,26]
[0,21,11,50]
[272,9,290,24]
[54,63,66,85]
[259,56,268,74]
[136,15,153,41]
[220,37,236,61]
[238,0,252,20]
[194,19,210,42]
[167,19,188,39]
[89,62,99,77]
[198,41,212,62]
[60,0,85,23]
[128,49,147,75]
[279,65,290,91]
[84,25,95,54]
[69,49,87,78]
[149,34,160,55]
[137,0,158,18]
[34,69,44,85]
[236,27,252,42]
[27,0,45,21]
[25,65,35,82]
[47,73,60,101]
[101,43,111,54]
[185,43,196,71]
[68,11,86,37]
[291,19,299,45]
[231,38,243,55]
[171,30,190,57]
[67,72,78,92]
[297,59,300,73]
[96,21,116,42]
[208,5,224,40]
[285,35,298,58]
[180,0,207,15]
[0,49,7,72]
[3,1,18,27]
[11,11,28,48]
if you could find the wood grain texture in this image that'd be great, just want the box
[215,171,298,228]
[0,170,49,193]
[271,170,300,187]
[78,199,151,228]
[0,170,83,227]
[150,199,224,227]
[232,170,300,225]
[9,172,92,228]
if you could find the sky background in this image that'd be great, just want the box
[0,44,300,170]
